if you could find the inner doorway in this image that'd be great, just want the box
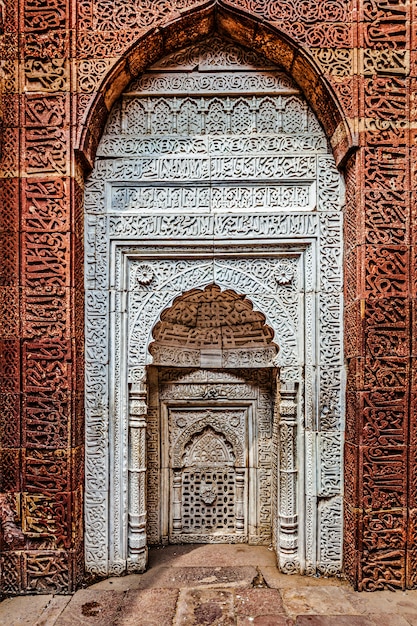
[166,404,250,543]
[146,285,278,547]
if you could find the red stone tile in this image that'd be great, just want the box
[359,548,406,591]
[23,449,70,495]
[0,392,21,448]
[344,302,364,360]
[344,443,359,507]
[22,550,72,594]
[0,448,21,492]
[406,509,417,587]
[21,177,70,233]
[363,356,409,391]
[344,503,360,587]
[22,340,72,395]
[359,389,407,448]
[21,287,71,342]
[119,588,179,626]
[345,391,359,445]
[0,286,20,338]
[0,230,19,286]
[0,339,20,393]
[1,552,22,594]
[235,588,285,617]
[22,391,70,449]
[0,178,19,232]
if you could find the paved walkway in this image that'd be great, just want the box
[1,545,417,625]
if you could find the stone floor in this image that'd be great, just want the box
[2,545,417,625]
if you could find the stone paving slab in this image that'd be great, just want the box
[235,587,285,617]
[138,565,258,589]
[0,595,54,626]
[295,616,411,626]
[53,590,126,626]
[259,567,347,590]
[34,597,72,626]
[345,588,417,616]
[280,586,358,617]
[88,575,143,592]
[3,546,417,625]
[148,545,277,568]
[175,588,235,625]
[116,589,179,626]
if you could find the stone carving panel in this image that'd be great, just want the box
[84,35,344,577]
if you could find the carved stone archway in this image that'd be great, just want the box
[84,34,344,578]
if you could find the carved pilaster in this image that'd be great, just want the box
[127,367,148,572]
[278,382,299,573]
[172,471,182,533]
[235,468,246,532]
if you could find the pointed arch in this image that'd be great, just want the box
[76,1,354,171]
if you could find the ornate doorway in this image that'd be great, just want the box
[84,34,345,578]
[149,367,277,547]
[146,285,278,546]
[167,404,249,543]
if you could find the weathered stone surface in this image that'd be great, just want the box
[34,596,72,626]
[235,588,286,618]
[147,544,277,568]
[0,595,53,625]
[116,589,178,626]
[295,617,410,626]
[54,590,126,626]
[139,566,258,589]
[175,588,235,626]
[281,587,358,617]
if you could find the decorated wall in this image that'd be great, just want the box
[0,0,415,593]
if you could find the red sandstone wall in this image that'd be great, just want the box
[0,0,415,592]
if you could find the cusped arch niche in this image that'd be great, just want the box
[84,31,344,579]
[149,284,279,369]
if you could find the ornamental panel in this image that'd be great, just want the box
[84,35,344,576]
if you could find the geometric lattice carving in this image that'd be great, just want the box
[181,468,237,534]
[169,406,248,543]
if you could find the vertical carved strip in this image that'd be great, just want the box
[278,382,299,573]
[127,367,148,572]
[235,468,245,532]
[172,471,182,533]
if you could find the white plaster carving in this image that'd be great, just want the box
[84,35,344,578]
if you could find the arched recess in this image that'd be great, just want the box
[84,28,345,578]
[76,0,354,171]
[144,285,281,548]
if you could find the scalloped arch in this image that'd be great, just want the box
[76,0,354,171]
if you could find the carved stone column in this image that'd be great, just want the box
[171,471,182,534]
[235,468,246,532]
[278,382,299,573]
[127,367,148,572]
